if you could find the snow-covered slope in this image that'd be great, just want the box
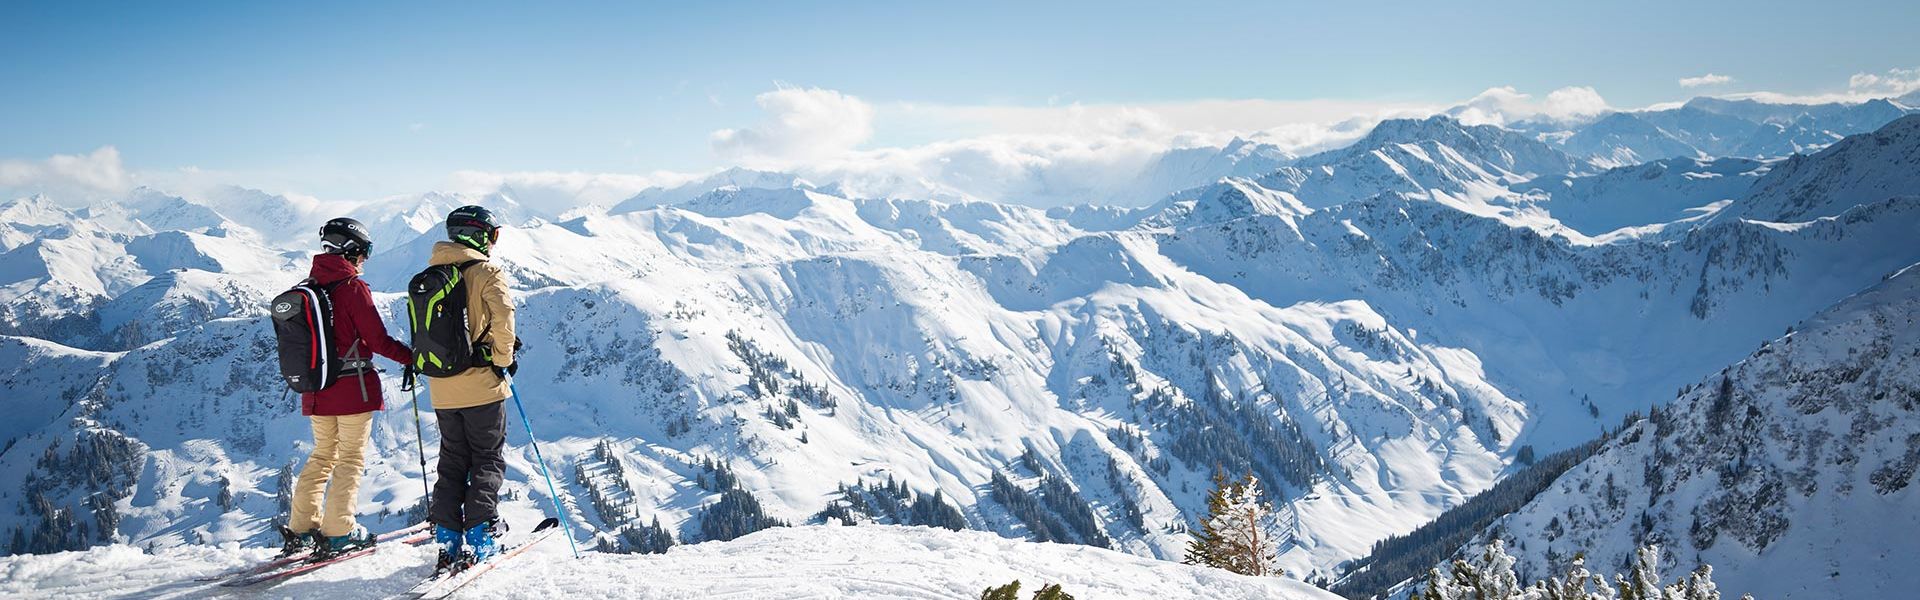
[0,524,1341,599]
[1728,114,1920,222]
[1512,157,1766,235]
[1461,261,1920,600]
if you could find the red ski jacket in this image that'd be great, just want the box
[301,253,413,416]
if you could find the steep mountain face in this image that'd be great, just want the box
[1258,116,1591,212]
[0,98,1914,591]
[609,168,813,214]
[1559,113,1705,167]
[1158,191,1920,458]
[1635,105,1773,157]
[1511,157,1766,235]
[357,189,540,252]
[1729,114,1920,222]
[1461,263,1920,600]
[191,185,325,248]
[1128,138,1297,206]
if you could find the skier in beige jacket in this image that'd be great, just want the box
[421,205,518,568]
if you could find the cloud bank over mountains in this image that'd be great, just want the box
[4,67,1917,210]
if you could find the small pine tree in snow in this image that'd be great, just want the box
[980,580,1021,600]
[1411,539,1521,600]
[1534,554,1615,600]
[979,580,1074,600]
[1031,583,1075,600]
[1183,471,1282,577]
[1616,544,1665,600]
[1662,565,1722,600]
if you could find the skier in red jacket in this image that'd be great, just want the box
[280,217,413,558]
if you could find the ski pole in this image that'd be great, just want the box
[404,367,432,520]
[506,377,581,559]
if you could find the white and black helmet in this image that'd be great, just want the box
[319,217,373,258]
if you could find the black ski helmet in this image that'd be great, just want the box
[319,217,373,259]
[446,205,501,254]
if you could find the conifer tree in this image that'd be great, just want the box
[1183,471,1282,576]
[1031,583,1075,600]
[1616,545,1665,600]
[980,580,1021,600]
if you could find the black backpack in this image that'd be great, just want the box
[407,260,486,377]
[270,280,346,393]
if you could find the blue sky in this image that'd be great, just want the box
[2,0,1916,202]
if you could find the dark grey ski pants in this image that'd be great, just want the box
[430,400,507,531]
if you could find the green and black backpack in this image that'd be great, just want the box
[406,260,486,377]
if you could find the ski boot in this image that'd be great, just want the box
[313,525,374,560]
[433,525,464,573]
[276,525,320,557]
[459,520,505,566]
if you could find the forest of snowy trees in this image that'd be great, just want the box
[1334,430,1615,598]
[1410,541,1752,600]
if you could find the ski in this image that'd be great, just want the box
[397,518,561,600]
[197,522,432,583]
[219,530,434,588]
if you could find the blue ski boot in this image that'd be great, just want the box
[461,520,503,565]
[433,525,464,572]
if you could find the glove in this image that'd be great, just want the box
[400,365,418,392]
[493,362,518,379]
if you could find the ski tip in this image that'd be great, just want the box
[532,517,560,533]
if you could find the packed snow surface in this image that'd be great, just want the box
[0,524,1340,600]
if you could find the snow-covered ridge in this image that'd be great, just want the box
[1727,113,1920,222]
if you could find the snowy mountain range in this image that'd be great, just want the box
[0,95,1915,598]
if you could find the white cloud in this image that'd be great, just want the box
[798,134,1171,207]
[1719,66,1920,104]
[1447,86,1611,126]
[0,146,132,204]
[1847,66,1920,98]
[1679,73,1734,88]
[883,97,1427,148]
[711,85,875,165]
